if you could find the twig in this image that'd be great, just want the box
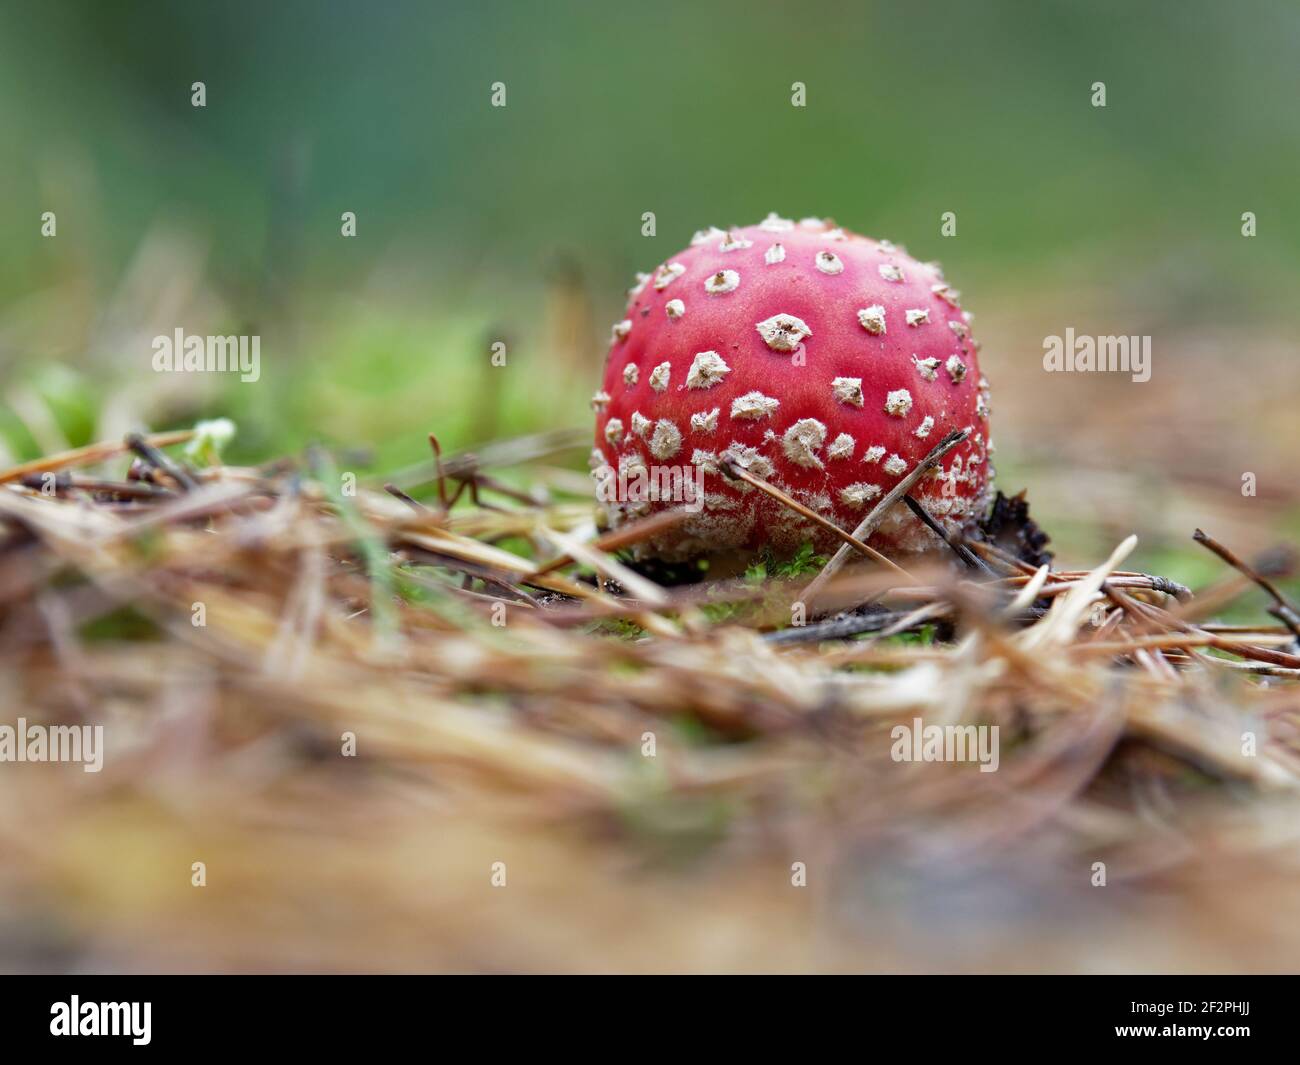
[385,428,588,491]
[532,508,690,577]
[1193,528,1300,640]
[384,483,430,514]
[472,473,544,508]
[126,432,199,492]
[1076,631,1300,667]
[763,605,924,644]
[902,494,995,576]
[719,458,909,577]
[0,429,195,485]
[801,428,969,606]
[428,434,450,510]
[964,538,1032,577]
[538,526,670,607]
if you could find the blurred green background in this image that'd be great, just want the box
[0,0,1298,565]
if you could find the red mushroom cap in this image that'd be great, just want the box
[592,215,993,560]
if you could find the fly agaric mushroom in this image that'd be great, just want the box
[593,215,993,559]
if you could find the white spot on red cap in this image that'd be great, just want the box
[691,227,725,246]
[686,351,730,390]
[649,362,671,392]
[719,232,753,252]
[705,270,740,294]
[623,363,639,386]
[798,490,833,513]
[755,313,812,352]
[816,250,844,275]
[831,376,864,407]
[878,239,897,252]
[905,308,930,327]
[912,355,940,381]
[691,408,720,433]
[949,320,970,338]
[824,228,847,241]
[840,483,882,507]
[857,305,887,335]
[883,454,908,476]
[764,243,786,265]
[781,418,827,469]
[665,299,685,319]
[798,217,827,229]
[628,272,650,299]
[720,442,775,481]
[653,262,685,290]
[914,415,935,439]
[879,263,904,282]
[631,412,650,437]
[611,319,632,342]
[945,355,967,383]
[863,445,886,464]
[649,419,682,460]
[691,449,719,473]
[731,391,780,420]
[827,433,855,460]
[932,283,961,307]
[591,390,611,411]
[604,418,624,444]
[759,212,795,232]
[884,389,913,417]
